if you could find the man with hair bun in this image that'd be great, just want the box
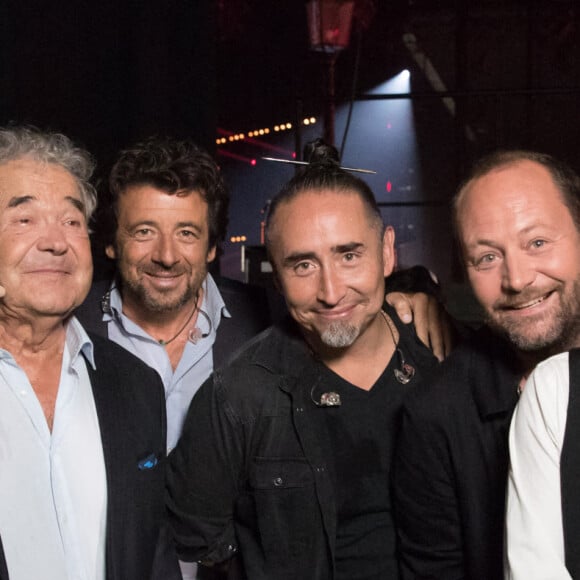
[167,150,439,579]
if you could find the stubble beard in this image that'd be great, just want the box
[486,277,580,356]
[122,266,207,314]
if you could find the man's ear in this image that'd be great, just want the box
[105,244,116,260]
[382,226,396,277]
[207,245,217,263]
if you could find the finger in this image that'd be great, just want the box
[385,291,413,324]
[440,311,457,359]
[426,298,445,361]
[410,292,431,351]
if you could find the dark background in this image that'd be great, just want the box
[2,0,579,315]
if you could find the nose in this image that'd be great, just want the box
[316,265,347,306]
[36,224,68,255]
[501,253,535,293]
[151,233,180,267]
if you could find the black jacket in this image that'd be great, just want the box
[393,326,520,580]
[167,310,437,580]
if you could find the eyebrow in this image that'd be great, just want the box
[128,219,204,233]
[466,224,549,250]
[283,251,317,267]
[66,196,86,214]
[7,195,34,208]
[176,221,203,233]
[334,242,364,254]
[7,194,85,214]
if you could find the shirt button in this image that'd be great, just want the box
[273,477,283,486]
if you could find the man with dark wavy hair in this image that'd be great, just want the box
[76,137,271,455]
[75,137,271,580]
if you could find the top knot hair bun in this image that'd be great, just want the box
[303,138,341,166]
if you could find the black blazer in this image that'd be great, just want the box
[0,334,180,580]
[75,276,272,370]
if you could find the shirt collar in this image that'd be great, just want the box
[202,273,231,330]
[67,316,96,369]
[0,317,96,369]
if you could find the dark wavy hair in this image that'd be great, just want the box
[265,139,383,250]
[99,136,229,250]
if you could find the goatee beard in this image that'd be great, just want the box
[320,322,359,348]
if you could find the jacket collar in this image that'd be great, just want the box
[249,317,315,389]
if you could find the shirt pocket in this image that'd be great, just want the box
[249,457,319,565]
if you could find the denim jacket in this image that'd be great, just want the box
[167,310,437,580]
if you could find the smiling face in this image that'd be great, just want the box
[457,160,580,353]
[106,185,216,316]
[0,158,93,321]
[267,189,394,352]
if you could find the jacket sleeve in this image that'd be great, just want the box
[393,397,465,580]
[166,372,243,565]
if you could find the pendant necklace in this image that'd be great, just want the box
[157,300,199,346]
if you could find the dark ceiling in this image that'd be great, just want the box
[215,0,580,168]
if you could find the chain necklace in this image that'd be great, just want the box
[157,298,199,346]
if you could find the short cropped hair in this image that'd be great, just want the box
[0,126,97,220]
[104,137,229,250]
[453,150,580,233]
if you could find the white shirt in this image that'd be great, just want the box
[0,317,107,580]
[506,351,571,580]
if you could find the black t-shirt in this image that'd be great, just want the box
[312,317,437,579]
